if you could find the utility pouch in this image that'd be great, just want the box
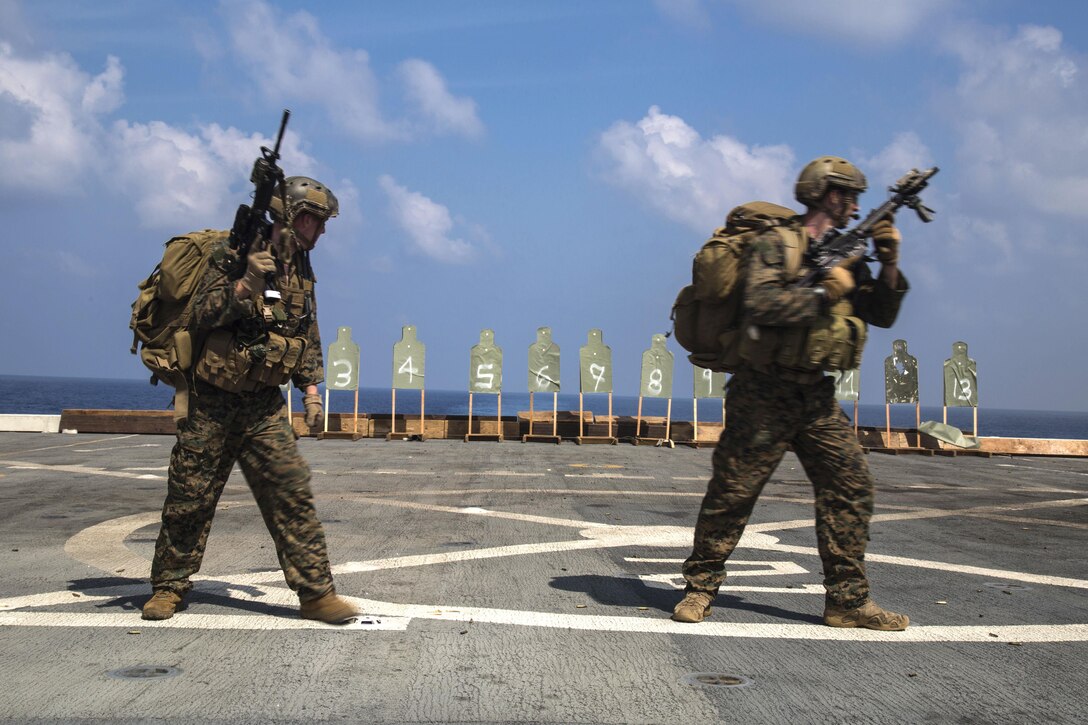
[195,330,254,393]
[739,324,780,367]
[245,333,307,387]
[172,330,193,371]
[801,313,867,371]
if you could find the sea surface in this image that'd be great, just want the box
[1,374,1086,440]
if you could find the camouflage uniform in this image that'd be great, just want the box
[682,223,908,610]
[150,233,333,602]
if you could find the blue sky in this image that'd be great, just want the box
[1,0,1086,412]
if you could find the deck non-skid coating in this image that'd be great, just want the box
[1,432,1086,723]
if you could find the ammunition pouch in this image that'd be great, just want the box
[195,330,307,393]
[802,312,867,371]
[248,332,307,386]
[740,303,867,373]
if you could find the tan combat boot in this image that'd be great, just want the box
[671,591,714,623]
[300,590,358,624]
[824,599,909,631]
[141,590,184,620]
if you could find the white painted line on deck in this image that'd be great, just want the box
[353,498,622,531]
[624,558,809,577]
[998,463,1088,477]
[372,470,435,476]
[361,488,701,498]
[5,460,164,481]
[862,553,1088,589]
[967,512,1088,530]
[335,539,609,576]
[73,444,162,453]
[1014,488,1082,494]
[0,611,408,631]
[0,434,140,457]
[564,473,654,480]
[750,497,1088,533]
[453,471,545,477]
[757,540,1088,590]
[338,597,1088,643]
[31,489,1088,641]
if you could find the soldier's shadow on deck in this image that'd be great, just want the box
[548,574,820,624]
[69,576,298,618]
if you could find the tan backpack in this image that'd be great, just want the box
[670,202,804,372]
[129,229,227,420]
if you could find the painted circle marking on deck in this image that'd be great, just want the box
[4,457,1085,640]
[4,488,1079,642]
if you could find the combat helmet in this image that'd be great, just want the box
[794,156,867,206]
[270,176,339,222]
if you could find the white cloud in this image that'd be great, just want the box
[315,176,363,260]
[220,0,402,143]
[0,40,321,229]
[727,0,948,45]
[856,132,935,186]
[0,42,116,189]
[945,214,1014,273]
[597,105,795,230]
[111,121,318,229]
[379,175,475,263]
[81,54,123,115]
[945,24,1088,221]
[398,59,484,138]
[219,1,483,143]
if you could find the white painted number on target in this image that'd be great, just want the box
[957,377,972,401]
[590,363,606,392]
[647,368,663,395]
[535,366,551,390]
[398,356,418,383]
[332,360,353,388]
[475,364,495,390]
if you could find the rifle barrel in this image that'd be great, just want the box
[271,109,290,159]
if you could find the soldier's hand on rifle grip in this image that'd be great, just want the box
[241,249,276,297]
[871,217,901,266]
[823,256,859,303]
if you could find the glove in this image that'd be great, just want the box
[822,258,858,303]
[303,393,323,429]
[241,249,276,295]
[871,217,901,266]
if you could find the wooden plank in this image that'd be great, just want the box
[59,409,175,435]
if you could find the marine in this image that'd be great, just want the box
[673,156,911,630]
[142,176,358,624]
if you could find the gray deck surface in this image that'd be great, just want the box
[1,431,1085,724]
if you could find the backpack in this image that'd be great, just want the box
[670,202,804,373]
[129,229,227,421]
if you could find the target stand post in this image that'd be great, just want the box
[387,387,426,442]
[575,391,617,445]
[523,391,561,444]
[317,386,365,441]
[466,391,503,442]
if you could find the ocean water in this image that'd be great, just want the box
[1,374,1086,440]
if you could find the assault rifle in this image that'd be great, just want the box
[799,166,938,287]
[229,109,290,354]
[229,108,290,271]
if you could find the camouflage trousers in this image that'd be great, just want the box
[151,381,334,602]
[682,367,875,609]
